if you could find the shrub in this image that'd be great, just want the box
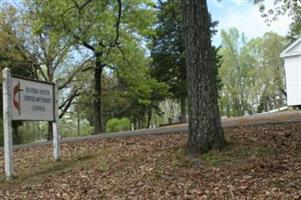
[106,117,131,133]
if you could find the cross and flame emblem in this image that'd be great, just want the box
[13,81,23,115]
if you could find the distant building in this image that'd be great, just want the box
[280,38,301,106]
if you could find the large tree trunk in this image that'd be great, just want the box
[183,0,224,155]
[93,52,104,134]
[180,97,187,123]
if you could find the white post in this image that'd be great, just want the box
[53,83,60,161]
[3,68,13,179]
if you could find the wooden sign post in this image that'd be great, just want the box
[3,68,13,179]
[2,68,60,179]
[53,84,60,161]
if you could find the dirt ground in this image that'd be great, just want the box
[0,122,301,199]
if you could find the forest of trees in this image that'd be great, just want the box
[0,0,300,151]
[219,29,287,117]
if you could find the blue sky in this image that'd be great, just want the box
[207,0,292,45]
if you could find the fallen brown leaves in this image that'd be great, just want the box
[0,122,301,199]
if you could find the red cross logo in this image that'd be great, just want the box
[13,82,23,115]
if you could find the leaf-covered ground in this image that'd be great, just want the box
[0,122,301,199]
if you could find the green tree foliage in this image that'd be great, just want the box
[74,51,168,131]
[24,2,89,140]
[151,0,222,123]
[106,117,131,133]
[151,0,187,122]
[1,2,95,141]
[219,28,287,116]
[288,8,301,42]
[0,5,37,77]
[32,0,156,134]
[113,41,169,128]
[219,28,249,116]
[0,5,38,144]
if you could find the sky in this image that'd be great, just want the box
[0,0,292,47]
[207,0,292,46]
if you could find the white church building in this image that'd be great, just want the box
[280,38,301,106]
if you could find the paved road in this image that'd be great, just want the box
[222,110,301,127]
[10,110,301,149]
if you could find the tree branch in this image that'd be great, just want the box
[58,56,94,90]
[59,88,81,118]
[71,0,93,12]
[111,0,122,47]
[53,42,72,72]
[82,41,95,51]
[60,4,95,52]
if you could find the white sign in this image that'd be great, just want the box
[11,77,54,121]
[3,69,60,179]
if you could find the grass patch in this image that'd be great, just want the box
[200,140,280,167]
[98,162,110,172]
[170,147,193,168]
[201,151,223,165]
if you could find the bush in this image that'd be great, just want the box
[106,118,131,133]
[17,122,47,144]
